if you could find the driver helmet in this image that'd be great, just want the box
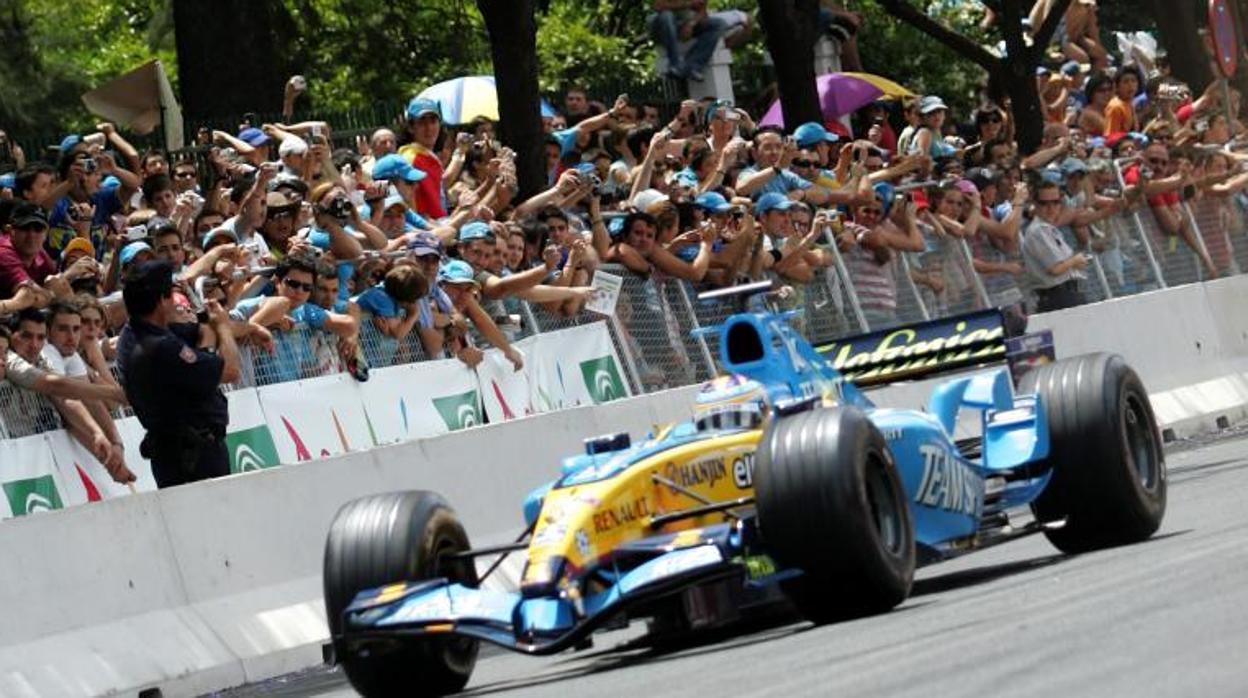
[694,374,768,431]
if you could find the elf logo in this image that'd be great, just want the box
[3,475,64,517]
[433,390,482,431]
[579,357,626,404]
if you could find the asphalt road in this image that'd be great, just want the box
[219,429,1248,698]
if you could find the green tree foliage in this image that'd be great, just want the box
[0,0,175,141]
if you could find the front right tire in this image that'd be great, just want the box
[323,491,478,697]
[754,407,915,622]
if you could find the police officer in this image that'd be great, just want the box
[117,261,240,487]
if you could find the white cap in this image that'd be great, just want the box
[631,188,670,213]
[278,135,309,157]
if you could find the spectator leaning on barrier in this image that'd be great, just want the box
[437,259,523,371]
[42,299,131,477]
[118,260,239,488]
[839,183,926,329]
[4,307,132,484]
[1022,180,1093,312]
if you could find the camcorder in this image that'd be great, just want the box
[322,196,352,223]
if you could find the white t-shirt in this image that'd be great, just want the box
[40,345,89,378]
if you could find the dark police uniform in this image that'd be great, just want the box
[116,318,230,487]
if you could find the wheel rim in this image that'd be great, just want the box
[1123,392,1160,493]
[865,454,905,556]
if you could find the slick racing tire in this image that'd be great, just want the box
[323,491,478,697]
[754,407,915,623]
[1021,353,1166,553]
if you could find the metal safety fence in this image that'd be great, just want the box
[7,187,1248,437]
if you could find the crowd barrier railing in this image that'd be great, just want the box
[5,189,1248,437]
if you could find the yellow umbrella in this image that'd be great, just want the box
[838,72,915,100]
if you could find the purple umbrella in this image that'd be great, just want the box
[759,73,888,128]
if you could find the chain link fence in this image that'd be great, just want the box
[8,191,1248,435]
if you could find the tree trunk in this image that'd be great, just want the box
[478,0,546,201]
[1001,0,1045,154]
[172,0,293,119]
[757,0,823,129]
[1144,0,1214,90]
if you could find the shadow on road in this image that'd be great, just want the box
[912,553,1067,596]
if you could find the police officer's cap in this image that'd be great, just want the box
[123,260,176,300]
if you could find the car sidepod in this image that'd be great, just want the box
[870,408,984,549]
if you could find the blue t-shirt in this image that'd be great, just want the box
[230,295,328,329]
[354,285,402,318]
[737,166,813,201]
[47,184,124,260]
[229,296,330,384]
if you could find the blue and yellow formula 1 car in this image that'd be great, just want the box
[322,282,1166,697]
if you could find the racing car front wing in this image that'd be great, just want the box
[340,543,767,655]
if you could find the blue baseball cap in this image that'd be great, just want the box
[0,173,15,190]
[793,122,839,149]
[1059,157,1089,176]
[458,220,493,242]
[693,191,733,214]
[873,182,897,215]
[406,97,441,121]
[372,154,427,183]
[238,127,270,146]
[119,241,154,267]
[438,259,478,286]
[406,231,443,257]
[59,134,82,153]
[673,169,700,188]
[755,192,794,214]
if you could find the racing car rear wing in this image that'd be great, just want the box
[814,309,1013,387]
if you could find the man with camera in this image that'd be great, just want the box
[47,144,141,261]
[1022,180,1093,312]
[116,260,240,488]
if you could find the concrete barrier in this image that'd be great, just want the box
[4,275,1248,696]
[0,384,699,697]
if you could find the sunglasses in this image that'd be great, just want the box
[282,278,314,292]
[792,159,816,168]
[981,115,1003,124]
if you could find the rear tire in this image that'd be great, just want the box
[754,407,915,622]
[323,491,478,697]
[1020,353,1166,553]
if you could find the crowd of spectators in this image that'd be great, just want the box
[2,1,1248,477]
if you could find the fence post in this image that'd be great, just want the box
[959,239,992,309]
[608,313,646,396]
[1113,159,1168,289]
[674,282,718,379]
[824,232,870,332]
[1181,201,1214,281]
[1088,227,1118,300]
[898,253,931,321]
[521,301,541,335]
